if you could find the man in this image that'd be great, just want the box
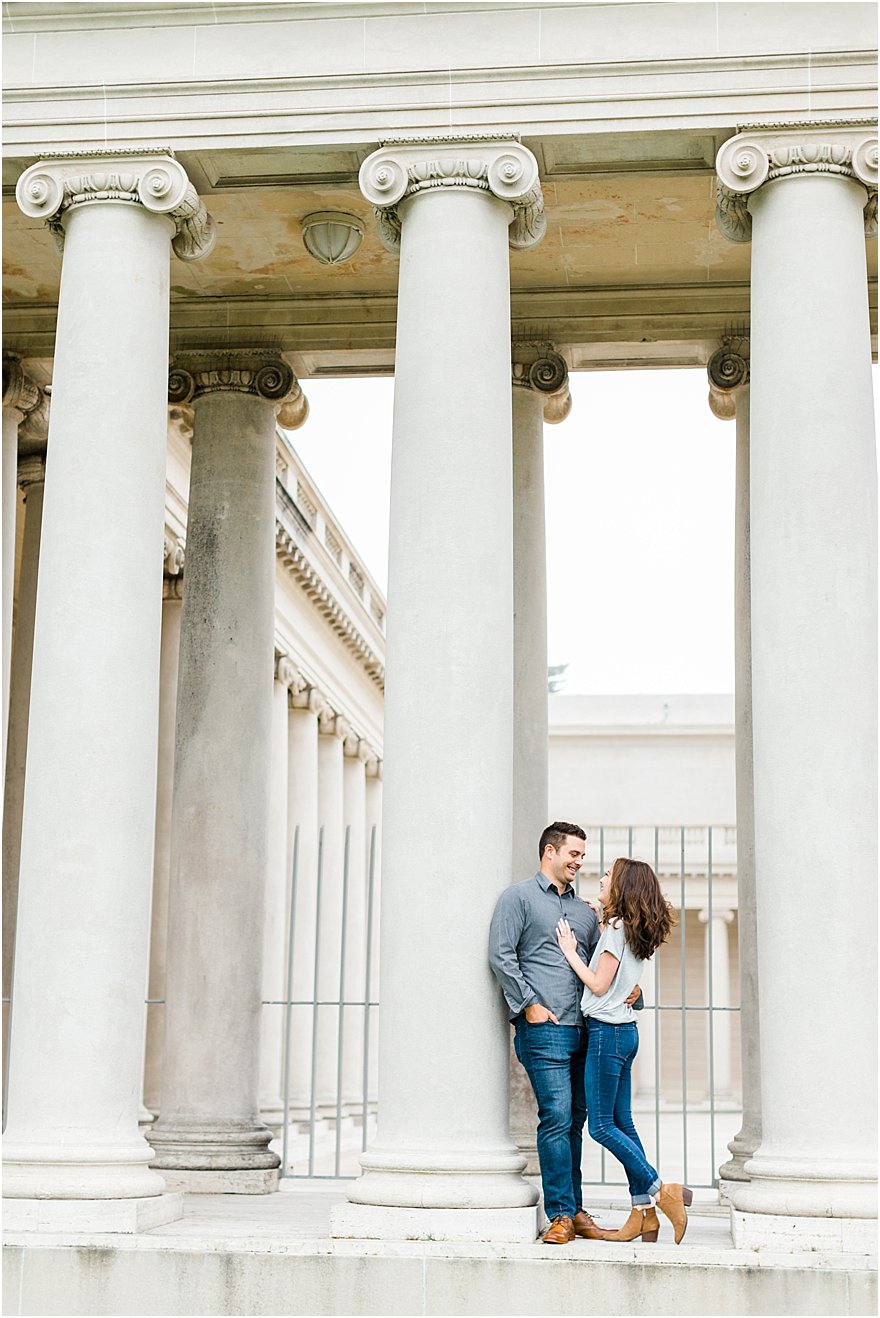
[488,821,641,1244]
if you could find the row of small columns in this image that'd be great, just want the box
[2,120,877,1249]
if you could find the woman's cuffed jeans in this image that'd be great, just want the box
[584,1018,661,1206]
[513,1021,587,1220]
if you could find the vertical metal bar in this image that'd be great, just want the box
[680,826,688,1187]
[280,824,300,1178]
[653,826,661,1164]
[707,825,716,1184]
[627,824,633,857]
[334,824,351,1176]
[307,826,324,1177]
[361,825,377,1149]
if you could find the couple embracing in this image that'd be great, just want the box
[489,821,693,1246]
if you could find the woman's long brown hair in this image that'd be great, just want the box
[603,858,675,961]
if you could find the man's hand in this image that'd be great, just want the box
[524,1003,560,1025]
[625,983,641,1008]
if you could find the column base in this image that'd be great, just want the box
[330,1201,542,1242]
[2,1192,183,1234]
[731,1208,877,1254]
[158,1168,279,1195]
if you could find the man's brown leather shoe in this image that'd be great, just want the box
[573,1209,605,1240]
[542,1215,576,1244]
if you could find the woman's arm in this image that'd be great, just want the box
[556,918,619,994]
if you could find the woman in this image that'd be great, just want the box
[556,857,692,1244]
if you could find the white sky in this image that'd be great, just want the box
[291,369,738,695]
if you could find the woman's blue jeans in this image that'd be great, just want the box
[584,1019,661,1206]
[513,1022,587,1220]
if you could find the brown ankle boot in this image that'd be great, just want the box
[655,1182,693,1244]
[542,1215,576,1244]
[596,1206,660,1242]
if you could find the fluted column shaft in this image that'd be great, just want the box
[716,126,877,1243]
[700,908,734,1100]
[150,353,305,1192]
[363,766,382,1111]
[4,154,212,1224]
[335,139,546,1238]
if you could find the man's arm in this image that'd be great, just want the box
[488,889,541,1018]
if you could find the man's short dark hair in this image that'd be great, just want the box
[539,821,587,861]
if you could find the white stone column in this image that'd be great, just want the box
[2,444,47,1099]
[1,356,42,773]
[510,344,570,878]
[284,686,322,1126]
[148,352,307,1193]
[341,736,369,1115]
[699,907,735,1101]
[363,761,382,1113]
[142,552,185,1119]
[707,343,761,1190]
[509,344,571,1172]
[717,124,877,1249]
[4,153,214,1231]
[315,709,347,1121]
[260,655,299,1133]
[333,138,547,1241]
[631,955,659,1109]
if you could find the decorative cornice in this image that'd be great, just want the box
[2,352,42,420]
[15,152,216,262]
[707,335,749,420]
[275,509,385,692]
[512,343,571,424]
[715,125,878,242]
[169,351,308,429]
[359,138,545,253]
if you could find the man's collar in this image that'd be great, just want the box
[534,871,574,896]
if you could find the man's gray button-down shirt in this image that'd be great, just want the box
[488,873,600,1028]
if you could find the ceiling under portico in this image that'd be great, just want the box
[6,129,876,380]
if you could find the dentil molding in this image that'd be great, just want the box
[512,343,571,424]
[169,352,309,430]
[715,123,878,243]
[359,137,545,253]
[707,335,749,421]
[15,151,216,261]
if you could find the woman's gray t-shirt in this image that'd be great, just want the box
[580,920,644,1024]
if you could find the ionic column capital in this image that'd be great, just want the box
[2,353,43,423]
[290,682,325,715]
[365,756,383,780]
[698,907,735,925]
[715,122,878,243]
[359,136,546,252]
[17,454,46,490]
[15,151,216,261]
[707,335,750,420]
[163,534,185,579]
[274,654,305,694]
[511,343,572,423]
[168,352,309,429]
[319,708,352,742]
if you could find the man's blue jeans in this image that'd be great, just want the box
[513,1021,587,1220]
[584,1019,661,1205]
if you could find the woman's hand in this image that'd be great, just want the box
[556,917,578,958]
